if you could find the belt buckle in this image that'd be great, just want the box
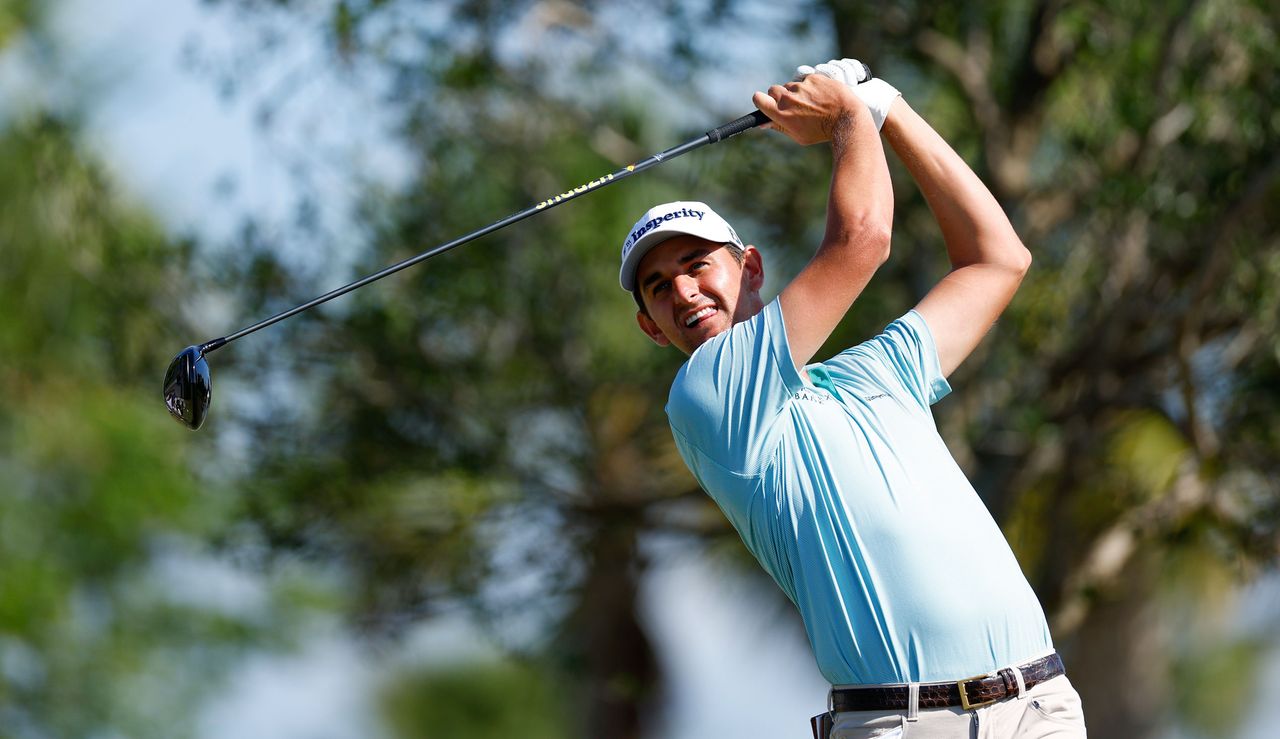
[957,672,998,711]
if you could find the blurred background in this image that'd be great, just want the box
[1,0,1278,737]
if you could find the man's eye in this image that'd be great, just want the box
[652,281,670,296]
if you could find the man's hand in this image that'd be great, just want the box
[794,59,871,86]
[751,74,863,146]
[794,58,901,131]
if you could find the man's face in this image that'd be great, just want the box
[634,235,763,355]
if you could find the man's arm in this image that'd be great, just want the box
[752,75,894,370]
[880,98,1032,377]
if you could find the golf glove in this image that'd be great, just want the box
[794,58,900,131]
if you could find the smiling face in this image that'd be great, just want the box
[634,235,765,355]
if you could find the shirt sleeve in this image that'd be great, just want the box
[823,310,951,409]
[665,298,804,475]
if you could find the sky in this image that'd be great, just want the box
[4,0,1279,737]
[61,0,412,255]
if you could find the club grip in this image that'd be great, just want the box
[706,109,770,143]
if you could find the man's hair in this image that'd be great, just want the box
[633,242,745,316]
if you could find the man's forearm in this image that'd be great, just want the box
[880,99,1028,271]
[823,103,894,261]
[759,74,894,368]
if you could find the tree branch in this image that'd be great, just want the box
[915,27,1000,134]
[1052,458,1207,635]
[1008,0,1072,119]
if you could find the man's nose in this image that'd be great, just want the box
[673,274,700,302]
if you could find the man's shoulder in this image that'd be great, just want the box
[666,299,783,432]
[822,311,928,364]
[823,309,952,407]
[665,334,727,429]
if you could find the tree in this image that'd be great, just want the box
[0,9,329,735]
[822,1,1280,731]
[198,0,1280,736]
[0,112,229,738]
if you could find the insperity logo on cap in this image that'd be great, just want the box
[618,201,744,292]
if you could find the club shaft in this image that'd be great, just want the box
[197,109,768,353]
[203,110,769,354]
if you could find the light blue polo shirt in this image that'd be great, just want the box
[666,298,1052,685]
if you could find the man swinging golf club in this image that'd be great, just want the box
[620,61,1086,737]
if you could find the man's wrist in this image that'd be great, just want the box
[878,97,908,137]
[852,79,901,132]
[830,101,876,153]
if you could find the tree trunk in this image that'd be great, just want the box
[561,516,658,739]
[1059,552,1170,738]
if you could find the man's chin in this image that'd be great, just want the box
[681,321,729,352]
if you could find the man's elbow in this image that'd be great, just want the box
[990,237,1032,279]
[865,220,893,267]
[1010,242,1032,278]
[825,218,892,266]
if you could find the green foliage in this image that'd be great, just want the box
[0,0,37,50]
[1172,638,1271,737]
[0,114,305,736]
[226,72,704,627]
[379,660,570,739]
[6,0,1274,736]
[203,0,1280,735]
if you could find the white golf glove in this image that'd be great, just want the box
[794,58,900,131]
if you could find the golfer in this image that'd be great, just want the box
[619,61,1086,738]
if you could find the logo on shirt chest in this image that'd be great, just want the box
[793,388,831,404]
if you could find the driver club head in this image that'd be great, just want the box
[163,345,212,430]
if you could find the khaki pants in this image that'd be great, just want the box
[827,675,1086,738]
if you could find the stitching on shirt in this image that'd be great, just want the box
[669,425,772,481]
[768,302,808,403]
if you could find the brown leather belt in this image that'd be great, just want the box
[831,652,1065,712]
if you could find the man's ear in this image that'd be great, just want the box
[636,310,671,347]
[742,245,765,292]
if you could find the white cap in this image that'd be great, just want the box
[618,201,743,292]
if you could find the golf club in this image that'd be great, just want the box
[164,109,771,430]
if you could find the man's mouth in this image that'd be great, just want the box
[684,306,716,327]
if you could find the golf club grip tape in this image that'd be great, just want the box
[707,110,771,142]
